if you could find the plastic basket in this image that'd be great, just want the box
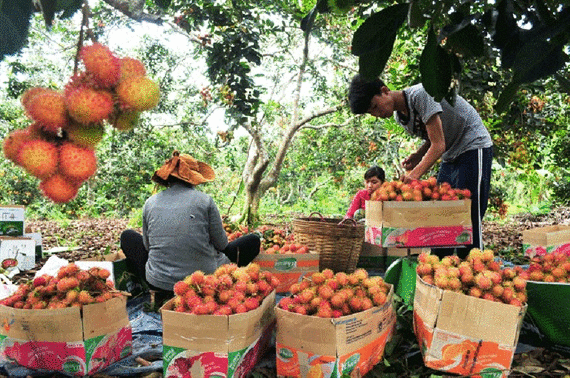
[292,212,365,273]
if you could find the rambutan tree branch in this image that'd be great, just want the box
[100,0,163,24]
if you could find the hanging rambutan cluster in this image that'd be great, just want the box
[2,42,160,203]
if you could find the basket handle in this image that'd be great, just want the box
[338,218,358,227]
[307,212,325,221]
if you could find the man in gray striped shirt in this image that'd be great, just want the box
[348,75,493,259]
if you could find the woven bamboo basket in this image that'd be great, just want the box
[292,212,365,273]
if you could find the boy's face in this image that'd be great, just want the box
[367,90,393,118]
[365,177,383,194]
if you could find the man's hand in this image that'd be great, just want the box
[402,153,422,171]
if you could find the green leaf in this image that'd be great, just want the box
[300,4,317,33]
[419,28,452,102]
[58,0,83,19]
[351,3,407,81]
[444,23,485,58]
[407,0,426,29]
[351,3,408,57]
[494,80,520,114]
[511,39,567,84]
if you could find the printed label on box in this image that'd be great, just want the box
[86,326,133,373]
[382,226,472,248]
[0,238,36,270]
[0,326,132,376]
[0,207,25,237]
[523,243,570,258]
[414,306,512,378]
[164,349,230,378]
[163,321,274,378]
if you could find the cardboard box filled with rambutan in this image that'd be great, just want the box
[518,251,570,353]
[522,224,570,258]
[0,262,132,376]
[365,178,473,248]
[160,263,279,378]
[413,249,528,377]
[254,240,319,293]
[275,268,396,378]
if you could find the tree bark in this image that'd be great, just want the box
[101,0,163,24]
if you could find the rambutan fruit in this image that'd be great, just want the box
[116,76,160,111]
[63,122,105,148]
[22,88,68,133]
[474,272,492,291]
[58,142,97,182]
[65,87,114,125]
[17,139,59,179]
[119,57,146,80]
[39,174,80,203]
[3,128,35,164]
[21,87,47,108]
[80,43,121,88]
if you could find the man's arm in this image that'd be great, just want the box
[403,114,446,182]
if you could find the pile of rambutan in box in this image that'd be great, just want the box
[413,248,528,378]
[365,178,473,248]
[0,262,132,376]
[161,263,279,378]
[275,268,397,378]
[160,263,398,378]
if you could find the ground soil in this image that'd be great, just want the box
[6,208,570,377]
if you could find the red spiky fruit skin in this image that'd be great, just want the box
[3,128,36,164]
[65,87,114,125]
[17,139,59,179]
[59,142,97,182]
[116,76,160,111]
[80,43,121,88]
[40,174,80,203]
[22,89,68,133]
[119,57,146,81]
[63,122,105,148]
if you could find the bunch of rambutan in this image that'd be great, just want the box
[371,177,471,202]
[0,263,123,309]
[2,42,160,203]
[263,242,310,254]
[416,249,528,307]
[277,268,392,318]
[170,262,280,315]
[523,251,570,282]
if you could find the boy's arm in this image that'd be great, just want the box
[404,114,446,182]
[345,190,366,218]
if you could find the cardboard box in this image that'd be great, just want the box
[0,237,36,271]
[365,200,472,248]
[0,296,132,376]
[522,225,570,258]
[82,251,147,296]
[413,275,526,377]
[275,286,396,378]
[253,252,319,293]
[23,232,42,262]
[0,206,25,237]
[161,291,276,378]
[356,242,427,271]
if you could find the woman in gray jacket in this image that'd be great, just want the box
[120,151,260,302]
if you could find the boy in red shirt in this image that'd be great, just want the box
[344,166,385,219]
